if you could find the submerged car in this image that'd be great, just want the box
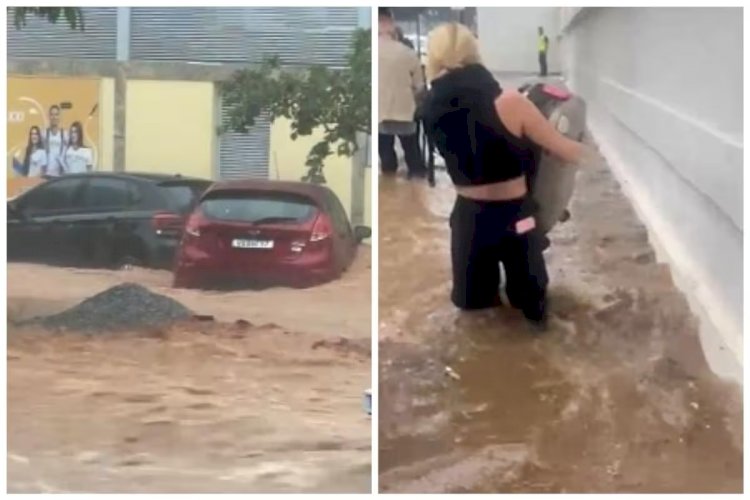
[7,172,212,269]
[173,179,371,288]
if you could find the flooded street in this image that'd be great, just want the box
[8,255,371,493]
[378,156,742,492]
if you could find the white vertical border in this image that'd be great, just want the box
[369,4,379,495]
[1,4,8,497]
[743,3,748,493]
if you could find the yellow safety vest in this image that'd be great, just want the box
[538,35,548,53]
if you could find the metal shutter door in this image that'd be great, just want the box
[218,103,270,180]
[7,8,117,59]
[129,7,359,67]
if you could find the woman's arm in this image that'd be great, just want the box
[498,89,602,166]
[516,93,584,164]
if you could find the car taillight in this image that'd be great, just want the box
[310,213,333,242]
[152,211,184,236]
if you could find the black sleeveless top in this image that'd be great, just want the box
[422,64,534,187]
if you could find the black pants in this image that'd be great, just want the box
[539,52,548,77]
[416,119,437,185]
[379,132,424,175]
[450,195,548,321]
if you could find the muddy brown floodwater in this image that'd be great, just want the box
[378,150,742,493]
[8,253,371,493]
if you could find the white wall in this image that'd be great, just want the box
[477,7,561,74]
[560,7,743,382]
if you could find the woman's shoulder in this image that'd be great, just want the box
[494,88,528,137]
[495,87,526,115]
[497,87,523,104]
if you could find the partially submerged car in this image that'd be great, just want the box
[8,172,212,269]
[173,179,371,289]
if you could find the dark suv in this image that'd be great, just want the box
[8,173,212,269]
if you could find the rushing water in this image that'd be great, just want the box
[378,160,742,493]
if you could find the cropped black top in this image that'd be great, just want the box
[422,64,534,186]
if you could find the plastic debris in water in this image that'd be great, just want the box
[363,389,372,416]
[444,366,461,381]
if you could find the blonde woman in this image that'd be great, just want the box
[421,22,596,329]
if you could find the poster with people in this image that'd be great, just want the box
[7,76,100,195]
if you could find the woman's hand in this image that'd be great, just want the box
[515,93,582,164]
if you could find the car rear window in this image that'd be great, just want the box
[159,182,212,213]
[200,191,317,224]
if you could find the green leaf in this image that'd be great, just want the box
[12,7,84,31]
[219,28,371,182]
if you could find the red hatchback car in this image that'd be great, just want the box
[173,180,371,288]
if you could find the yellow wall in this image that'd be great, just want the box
[125,80,214,178]
[270,117,372,230]
[270,117,352,215]
[98,77,115,170]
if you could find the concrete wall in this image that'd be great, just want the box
[270,117,372,231]
[477,7,561,74]
[125,79,216,179]
[560,7,743,381]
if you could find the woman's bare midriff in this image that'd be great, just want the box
[455,175,527,201]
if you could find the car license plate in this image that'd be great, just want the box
[232,239,274,249]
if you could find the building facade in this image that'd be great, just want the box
[559,7,743,381]
[7,7,371,227]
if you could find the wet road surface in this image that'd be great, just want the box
[8,258,371,493]
[378,150,742,493]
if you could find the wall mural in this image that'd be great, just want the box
[7,76,100,197]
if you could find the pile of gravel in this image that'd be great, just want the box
[32,283,193,333]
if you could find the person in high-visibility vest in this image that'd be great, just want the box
[537,26,549,77]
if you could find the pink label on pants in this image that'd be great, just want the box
[515,216,536,234]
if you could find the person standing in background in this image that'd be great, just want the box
[378,7,426,179]
[44,104,68,176]
[538,26,549,77]
[62,121,93,174]
[23,126,47,177]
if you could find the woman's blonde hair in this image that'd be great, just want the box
[425,22,481,82]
